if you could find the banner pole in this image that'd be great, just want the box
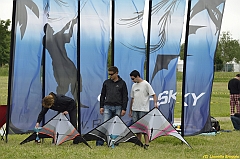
[181,0,192,138]
[146,0,152,82]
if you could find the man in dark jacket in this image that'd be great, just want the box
[35,92,79,143]
[97,66,128,146]
[228,74,240,115]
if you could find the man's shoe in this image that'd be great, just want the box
[143,144,149,150]
[73,138,80,144]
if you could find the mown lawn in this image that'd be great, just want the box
[1,70,239,159]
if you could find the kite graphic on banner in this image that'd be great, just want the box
[149,0,186,123]
[9,0,45,133]
[184,0,226,135]
[129,108,191,148]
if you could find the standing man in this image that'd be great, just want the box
[129,70,158,150]
[97,66,128,146]
[228,74,240,116]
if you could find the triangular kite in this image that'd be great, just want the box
[129,108,191,148]
[83,115,143,148]
[20,113,90,147]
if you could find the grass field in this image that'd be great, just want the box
[0,68,240,159]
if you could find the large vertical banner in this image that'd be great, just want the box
[114,0,146,124]
[184,0,225,135]
[149,0,186,123]
[9,0,45,133]
[44,0,78,122]
[80,0,110,134]
[9,0,78,133]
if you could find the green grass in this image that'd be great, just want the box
[1,70,239,159]
[1,120,239,159]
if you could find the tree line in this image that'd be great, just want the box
[1,19,240,71]
[0,19,11,66]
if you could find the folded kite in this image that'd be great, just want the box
[83,115,143,148]
[129,108,191,148]
[20,113,90,147]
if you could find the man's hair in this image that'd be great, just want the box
[42,95,54,108]
[236,74,240,77]
[130,70,140,78]
[108,66,118,73]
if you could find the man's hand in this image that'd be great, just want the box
[100,108,104,114]
[35,122,39,128]
[121,110,126,116]
[63,111,68,115]
[128,110,132,117]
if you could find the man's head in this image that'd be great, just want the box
[42,95,54,108]
[108,66,119,80]
[130,70,141,83]
[236,74,240,80]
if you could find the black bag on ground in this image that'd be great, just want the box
[211,116,220,131]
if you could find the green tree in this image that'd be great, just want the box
[179,43,184,60]
[0,19,11,66]
[216,31,240,63]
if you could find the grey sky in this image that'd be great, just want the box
[0,0,239,40]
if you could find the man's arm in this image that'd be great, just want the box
[128,98,134,117]
[100,82,106,114]
[36,107,49,127]
[121,81,128,111]
[152,94,158,108]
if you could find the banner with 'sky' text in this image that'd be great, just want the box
[149,0,186,123]
[184,0,225,135]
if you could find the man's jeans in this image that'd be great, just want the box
[96,105,121,146]
[132,111,147,123]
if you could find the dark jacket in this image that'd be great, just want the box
[228,78,240,94]
[37,92,76,123]
[100,76,128,110]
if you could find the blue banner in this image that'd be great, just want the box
[80,0,110,134]
[184,0,225,135]
[149,0,186,123]
[10,0,46,133]
[114,0,146,125]
[44,0,78,123]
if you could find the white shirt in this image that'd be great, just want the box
[131,80,155,112]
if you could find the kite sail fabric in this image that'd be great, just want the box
[83,115,143,147]
[79,0,110,134]
[20,113,90,147]
[184,0,226,135]
[129,108,191,148]
[148,0,186,123]
[114,0,146,126]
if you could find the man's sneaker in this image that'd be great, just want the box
[143,144,149,150]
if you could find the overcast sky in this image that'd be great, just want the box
[0,0,239,40]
